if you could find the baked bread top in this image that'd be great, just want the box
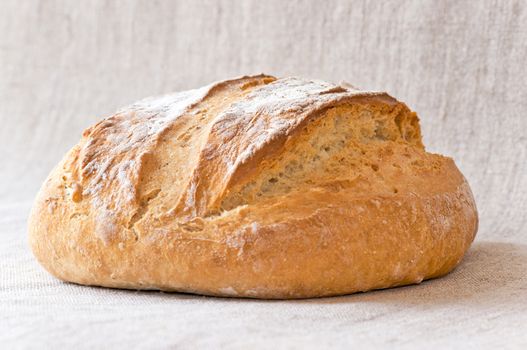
[29,75,478,298]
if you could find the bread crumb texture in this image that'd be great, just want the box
[29,75,478,299]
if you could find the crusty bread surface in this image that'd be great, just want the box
[28,75,478,299]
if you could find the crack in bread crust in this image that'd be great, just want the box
[173,77,403,218]
[219,102,425,212]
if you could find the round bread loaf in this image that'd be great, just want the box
[28,75,478,299]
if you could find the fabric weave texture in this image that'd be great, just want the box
[1,1,526,348]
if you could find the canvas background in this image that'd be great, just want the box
[1,1,526,348]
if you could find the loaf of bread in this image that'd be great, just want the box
[29,74,478,299]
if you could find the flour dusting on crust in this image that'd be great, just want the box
[77,82,218,238]
[72,75,393,238]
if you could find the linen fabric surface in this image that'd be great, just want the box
[1,1,526,348]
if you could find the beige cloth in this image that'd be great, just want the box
[1,0,526,348]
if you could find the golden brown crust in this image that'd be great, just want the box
[28,75,478,299]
